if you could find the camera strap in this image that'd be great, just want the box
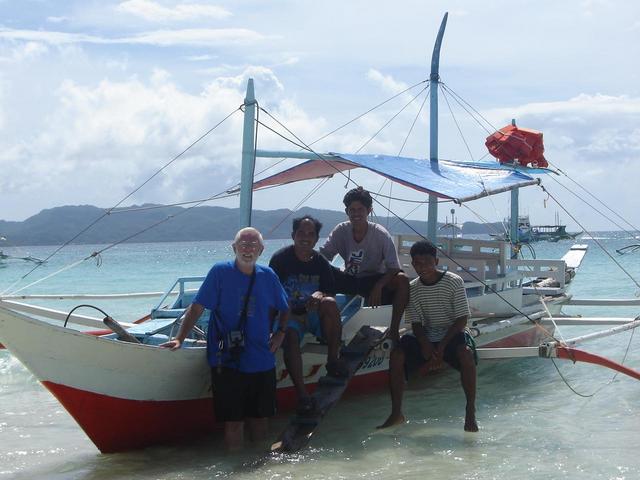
[237,268,257,332]
[213,267,256,372]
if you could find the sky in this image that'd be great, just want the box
[1,0,639,233]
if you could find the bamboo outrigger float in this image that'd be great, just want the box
[0,13,639,454]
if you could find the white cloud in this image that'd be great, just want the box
[0,67,331,220]
[128,28,268,46]
[117,0,232,22]
[487,94,640,164]
[0,27,268,48]
[367,69,409,95]
[47,16,69,24]
[0,41,49,62]
[186,54,218,61]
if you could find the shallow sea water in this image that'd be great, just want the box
[1,235,639,479]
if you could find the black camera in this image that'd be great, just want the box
[226,330,245,362]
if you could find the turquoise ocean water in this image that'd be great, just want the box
[1,235,640,479]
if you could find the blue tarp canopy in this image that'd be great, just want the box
[251,153,548,203]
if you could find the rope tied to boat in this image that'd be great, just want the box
[550,322,638,398]
[89,251,102,267]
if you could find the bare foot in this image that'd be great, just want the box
[464,407,478,432]
[376,413,405,429]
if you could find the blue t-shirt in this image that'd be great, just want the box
[194,261,289,373]
[269,245,335,315]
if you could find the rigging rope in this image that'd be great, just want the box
[355,85,430,154]
[539,184,640,290]
[551,325,636,398]
[547,160,640,237]
[258,83,430,237]
[2,105,243,295]
[440,84,475,161]
[375,84,430,229]
[440,83,497,135]
[545,172,635,236]
[266,177,331,236]
[307,79,429,149]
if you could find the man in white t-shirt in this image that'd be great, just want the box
[377,240,478,432]
[319,187,409,344]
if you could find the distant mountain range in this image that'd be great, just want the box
[0,205,502,247]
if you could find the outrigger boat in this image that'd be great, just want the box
[0,237,46,265]
[493,214,582,243]
[1,13,640,454]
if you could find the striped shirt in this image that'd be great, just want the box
[404,271,471,342]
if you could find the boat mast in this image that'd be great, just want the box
[239,78,257,228]
[509,118,520,250]
[427,12,448,242]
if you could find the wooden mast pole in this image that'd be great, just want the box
[239,78,256,228]
[427,12,448,241]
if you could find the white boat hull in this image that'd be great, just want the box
[0,297,559,453]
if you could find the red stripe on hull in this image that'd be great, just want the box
[43,369,391,453]
[42,381,218,453]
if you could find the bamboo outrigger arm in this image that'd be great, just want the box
[542,344,640,381]
[478,316,640,381]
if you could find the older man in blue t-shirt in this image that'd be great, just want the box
[162,227,289,450]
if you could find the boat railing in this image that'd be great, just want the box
[395,234,509,281]
[506,259,567,289]
[462,271,525,294]
[150,276,205,319]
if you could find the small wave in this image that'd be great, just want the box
[580,235,614,240]
[0,352,36,384]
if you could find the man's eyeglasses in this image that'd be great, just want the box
[236,240,261,249]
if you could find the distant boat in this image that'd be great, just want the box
[494,215,582,243]
[0,236,45,264]
[439,209,463,238]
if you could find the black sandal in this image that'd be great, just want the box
[326,359,350,378]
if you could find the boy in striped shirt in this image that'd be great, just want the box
[378,240,478,432]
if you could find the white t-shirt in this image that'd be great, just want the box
[320,221,401,278]
[404,271,471,342]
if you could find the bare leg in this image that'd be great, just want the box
[246,417,268,442]
[387,273,410,339]
[224,421,244,450]
[457,345,478,432]
[319,296,342,363]
[282,328,308,400]
[377,346,406,428]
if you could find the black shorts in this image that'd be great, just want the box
[400,331,477,373]
[210,367,276,422]
[331,266,395,305]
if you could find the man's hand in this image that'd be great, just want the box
[434,343,445,361]
[160,338,183,351]
[419,357,445,375]
[269,330,286,353]
[305,291,324,312]
[420,341,435,362]
[417,341,442,375]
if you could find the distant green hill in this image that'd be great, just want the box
[0,205,501,246]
